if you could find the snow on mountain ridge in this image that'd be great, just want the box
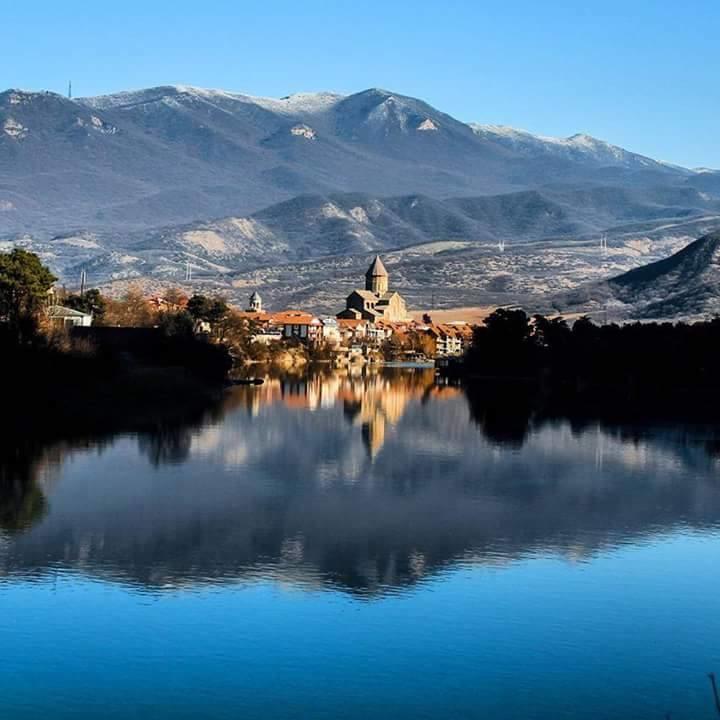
[469,123,667,169]
[81,85,345,116]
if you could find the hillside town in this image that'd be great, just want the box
[48,255,476,364]
[232,256,474,362]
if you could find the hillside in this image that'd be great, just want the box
[11,188,717,289]
[557,231,720,321]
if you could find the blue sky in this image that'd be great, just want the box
[3,0,718,168]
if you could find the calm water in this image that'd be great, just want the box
[2,368,720,719]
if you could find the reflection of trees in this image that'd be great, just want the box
[0,478,46,532]
[463,380,720,457]
[137,423,194,466]
[0,396,226,534]
[464,381,536,447]
[0,442,50,532]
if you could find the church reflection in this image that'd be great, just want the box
[228,367,457,458]
[1,368,720,597]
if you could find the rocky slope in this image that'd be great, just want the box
[557,231,720,320]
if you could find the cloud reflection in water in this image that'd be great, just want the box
[1,368,719,596]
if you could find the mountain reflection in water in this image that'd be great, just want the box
[1,367,719,596]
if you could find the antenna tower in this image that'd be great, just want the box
[68,81,72,100]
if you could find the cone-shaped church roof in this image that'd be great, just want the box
[366,255,388,278]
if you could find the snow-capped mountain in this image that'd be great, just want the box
[0,84,700,238]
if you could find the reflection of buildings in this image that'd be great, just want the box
[226,368,456,458]
[342,375,414,457]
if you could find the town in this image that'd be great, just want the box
[48,255,476,366]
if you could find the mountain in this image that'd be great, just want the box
[558,232,720,320]
[0,84,697,239]
[469,124,680,174]
[3,83,719,313]
[32,188,719,281]
[11,186,715,317]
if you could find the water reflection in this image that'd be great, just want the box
[1,367,719,596]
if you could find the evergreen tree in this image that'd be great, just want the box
[0,249,56,343]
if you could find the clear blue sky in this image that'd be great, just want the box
[3,0,719,168]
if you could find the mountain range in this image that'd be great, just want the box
[2,84,720,316]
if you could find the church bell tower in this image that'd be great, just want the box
[365,255,389,296]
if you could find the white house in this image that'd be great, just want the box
[320,317,341,345]
[47,305,93,327]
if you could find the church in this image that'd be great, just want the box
[337,256,409,323]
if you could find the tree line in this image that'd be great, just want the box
[465,308,720,401]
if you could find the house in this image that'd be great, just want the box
[337,256,410,323]
[47,305,93,327]
[270,311,322,343]
[424,322,474,357]
[320,317,341,345]
[366,323,392,343]
[337,318,368,344]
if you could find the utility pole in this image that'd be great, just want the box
[80,268,87,295]
[600,234,608,256]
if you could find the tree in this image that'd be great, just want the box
[186,294,211,322]
[407,330,436,358]
[0,249,56,343]
[162,287,188,308]
[186,294,229,339]
[187,294,228,324]
[65,288,107,323]
[103,286,156,327]
[466,308,537,375]
[157,310,195,339]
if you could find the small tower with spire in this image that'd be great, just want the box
[248,291,262,313]
[365,255,389,296]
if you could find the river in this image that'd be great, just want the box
[2,367,720,719]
